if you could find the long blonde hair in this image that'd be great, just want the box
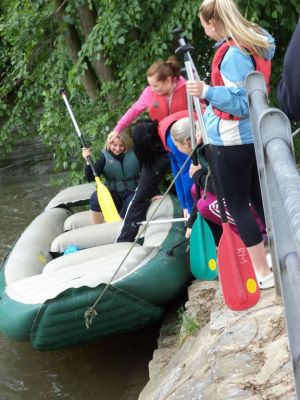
[199,0,273,57]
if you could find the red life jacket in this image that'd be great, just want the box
[148,83,188,122]
[158,110,190,149]
[211,40,271,120]
[158,109,200,150]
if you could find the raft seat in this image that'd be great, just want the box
[6,243,160,305]
[63,210,92,231]
[50,195,175,255]
[50,221,123,256]
[43,242,155,275]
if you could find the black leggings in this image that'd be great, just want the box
[209,144,265,247]
[116,154,170,242]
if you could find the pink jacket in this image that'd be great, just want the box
[113,76,187,133]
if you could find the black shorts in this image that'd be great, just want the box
[89,189,135,219]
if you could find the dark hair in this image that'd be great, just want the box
[132,119,165,167]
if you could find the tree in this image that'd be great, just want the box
[0,0,299,179]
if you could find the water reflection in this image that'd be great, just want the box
[0,327,159,400]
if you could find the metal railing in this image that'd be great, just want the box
[246,71,300,398]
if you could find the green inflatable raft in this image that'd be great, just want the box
[0,183,191,350]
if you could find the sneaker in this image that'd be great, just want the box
[256,271,275,290]
[266,253,272,269]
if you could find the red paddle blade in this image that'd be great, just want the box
[218,223,260,311]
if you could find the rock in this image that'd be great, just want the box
[139,281,296,400]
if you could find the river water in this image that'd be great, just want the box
[0,139,159,400]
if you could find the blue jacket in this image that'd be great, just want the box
[204,33,275,146]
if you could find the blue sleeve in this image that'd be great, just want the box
[168,151,187,209]
[166,134,194,212]
[205,47,255,118]
[277,18,300,122]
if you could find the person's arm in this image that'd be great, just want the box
[192,171,206,191]
[84,153,105,182]
[168,151,187,210]
[277,18,300,122]
[186,49,252,118]
[205,47,256,118]
[186,168,205,232]
[186,202,197,230]
[113,86,152,133]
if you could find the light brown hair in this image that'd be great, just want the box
[147,56,181,82]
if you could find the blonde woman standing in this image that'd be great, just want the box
[186,0,275,289]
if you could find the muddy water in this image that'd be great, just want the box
[0,139,159,400]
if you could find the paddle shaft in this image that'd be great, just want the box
[60,89,98,180]
[173,28,200,80]
[60,89,121,223]
[180,50,227,219]
[137,217,187,225]
[182,46,218,281]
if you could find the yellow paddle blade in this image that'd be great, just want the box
[95,177,121,222]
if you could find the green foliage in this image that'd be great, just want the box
[177,306,200,346]
[238,0,299,105]
[293,131,300,163]
[0,0,299,179]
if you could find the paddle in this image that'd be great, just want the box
[60,89,121,223]
[189,212,218,280]
[176,42,260,310]
[206,149,260,310]
[182,50,218,281]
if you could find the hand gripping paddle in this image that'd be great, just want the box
[60,89,121,223]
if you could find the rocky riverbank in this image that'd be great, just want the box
[139,280,296,400]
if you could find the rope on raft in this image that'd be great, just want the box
[84,146,197,329]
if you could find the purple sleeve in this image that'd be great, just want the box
[113,86,153,132]
[277,18,300,122]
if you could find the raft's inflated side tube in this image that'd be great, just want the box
[4,207,71,285]
[45,183,95,210]
[0,242,158,343]
[50,221,123,256]
[30,284,164,350]
[63,210,92,231]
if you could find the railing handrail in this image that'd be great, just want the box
[246,71,300,398]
